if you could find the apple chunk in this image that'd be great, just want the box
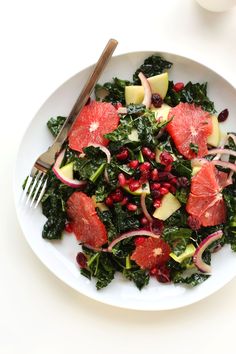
[153,192,181,220]
[152,103,171,122]
[125,86,144,105]
[207,115,220,147]
[147,72,169,99]
[125,72,169,105]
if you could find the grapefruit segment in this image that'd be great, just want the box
[67,191,108,248]
[167,103,212,159]
[131,237,171,270]
[186,162,229,227]
[68,101,119,152]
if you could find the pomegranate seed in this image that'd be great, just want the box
[141,216,149,225]
[64,223,73,233]
[129,180,141,192]
[159,187,169,195]
[218,108,229,122]
[129,160,139,169]
[150,267,158,276]
[76,252,87,268]
[111,188,123,202]
[150,152,156,160]
[116,149,129,160]
[153,200,161,208]
[173,82,184,92]
[151,219,164,234]
[135,236,145,246]
[140,162,151,172]
[170,177,178,185]
[120,197,128,206]
[151,183,161,190]
[118,173,126,187]
[105,196,113,207]
[139,170,150,184]
[169,185,176,194]
[162,182,171,189]
[127,203,137,211]
[164,164,172,172]
[142,147,152,158]
[114,102,122,109]
[160,151,174,166]
[151,168,159,181]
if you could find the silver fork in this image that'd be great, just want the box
[21,38,118,208]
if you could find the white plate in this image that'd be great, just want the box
[13,51,236,311]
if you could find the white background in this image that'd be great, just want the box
[0,0,236,353]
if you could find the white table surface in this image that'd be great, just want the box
[0,0,236,353]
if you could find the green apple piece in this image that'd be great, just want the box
[60,162,74,179]
[151,103,171,122]
[123,182,150,196]
[91,196,109,212]
[125,85,144,105]
[207,115,221,147]
[147,72,169,99]
[192,166,202,176]
[128,129,139,142]
[153,192,181,220]
[170,244,196,263]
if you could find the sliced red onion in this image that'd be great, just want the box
[138,72,152,109]
[81,243,108,253]
[193,230,223,273]
[140,192,153,223]
[206,148,236,158]
[107,230,160,252]
[90,143,111,183]
[211,160,236,172]
[52,149,87,188]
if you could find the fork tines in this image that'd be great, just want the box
[21,171,48,208]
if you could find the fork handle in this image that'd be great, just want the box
[50,39,118,155]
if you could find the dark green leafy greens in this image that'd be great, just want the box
[95,78,131,105]
[47,116,66,137]
[165,81,215,113]
[133,55,172,84]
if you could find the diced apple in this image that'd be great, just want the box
[153,192,181,220]
[151,103,171,122]
[147,72,169,99]
[128,129,139,142]
[170,244,196,263]
[125,73,169,105]
[91,195,109,211]
[207,115,221,147]
[59,162,74,179]
[123,182,150,196]
[192,166,202,176]
[125,85,144,105]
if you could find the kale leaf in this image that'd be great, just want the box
[123,269,150,290]
[133,55,172,84]
[172,272,210,287]
[223,187,236,251]
[113,204,140,233]
[95,77,131,105]
[165,81,215,113]
[163,227,192,256]
[47,116,66,137]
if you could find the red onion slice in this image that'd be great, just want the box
[107,230,160,252]
[206,148,236,158]
[138,72,152,109]
[52,149,87,188]
[193,230,223,273]
[211,160,236,172]
[140,193,153,223]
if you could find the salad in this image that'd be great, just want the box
[28,55,236,290]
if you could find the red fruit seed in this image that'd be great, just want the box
[129,180,141,192]
[141,216,149,225]
[64,223,73,233]
[120,197,128,206]
[116,149,129,160]
[118,173,126,187]
[142,147,152,158]
[105,196,113,207]
[127,203,137,211]
[153,200,161,208]
[76,252,87,268]
[151,168,159,181]
[173,82,184,92]
[129,160,139,169]
[151,183,161,190]
[140,162,151,172]
[159,187,169,195]
[162,182,171,189]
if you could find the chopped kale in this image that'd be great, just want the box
[163,227,192,256]
[95,77,131,105]
[165,81,215,113]
[172,272,210,287]
[123,269,150,290]
[133,55,172,84]
[47,116,66,137]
